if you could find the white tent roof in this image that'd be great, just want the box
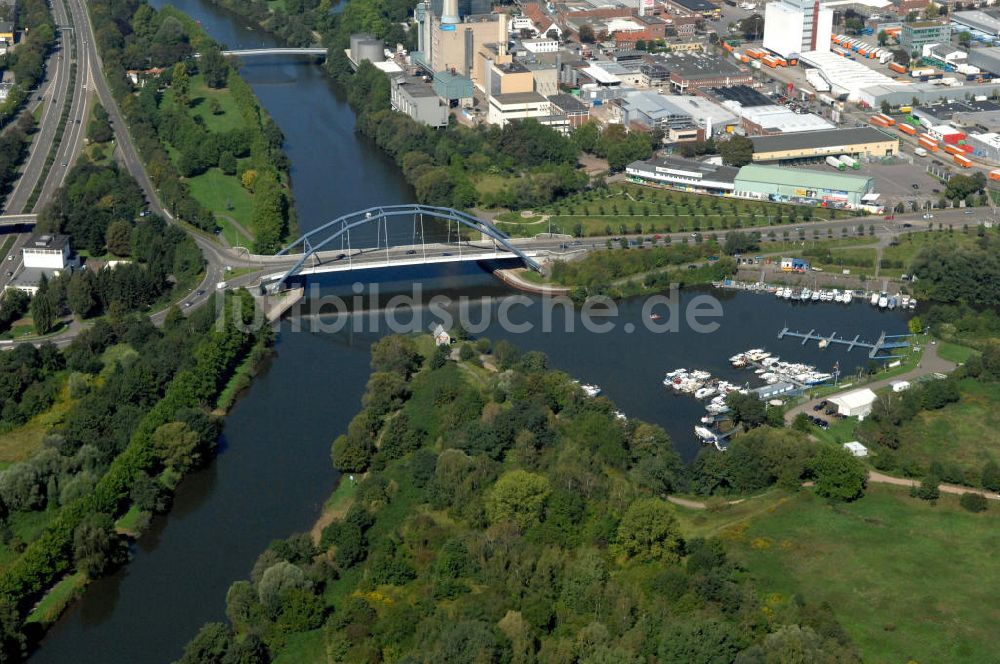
[830,388,877,410]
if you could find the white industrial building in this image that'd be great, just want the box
[798,49,895,102]
[763,0,833,59]
[625,155,739,194]
[829,387,877,420]
[739,105,835,134]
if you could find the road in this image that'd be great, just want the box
[783,340,956,425]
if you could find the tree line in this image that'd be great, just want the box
[0,292,267,661]
[174,335,864,664]
[87,0,292,252]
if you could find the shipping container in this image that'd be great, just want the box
[888,62,907,74]
[944,144,963,156]
[826,156,846,171]
[838,155,860,169]
[897,123,916,135]
[899,104,912,112]
[762,56,778,68]
[953,154,972,168]
[775,57,787,66]
[877,113,896,125]
[911,67,934,77]
[870,115,890,127]
[989,169,1000,181]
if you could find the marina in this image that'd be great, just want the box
[777,327,912,359]
[713,280,918,310]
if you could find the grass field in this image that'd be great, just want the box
[174,74,245,134]
[186,167,254,243]
[880,230,980,270]
[710,485,1000,664]
[894,378,1000,482]
[0,377,74,466]
[25,572,87,625]
[937,341,978,365]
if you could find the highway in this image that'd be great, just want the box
[3,0,75,215]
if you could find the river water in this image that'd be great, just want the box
[27,3,911,662]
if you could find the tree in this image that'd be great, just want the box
[87,104,113,143]
[812,446,867,501]
[73,513,127,577]
[200,46,229,88]
[218,151,237,175]
[579,24,596,43]
[725,392,767,428]
[486,470,551,529]
[960,492,988,512]
[959,31,972,46]
[331,431,375,473]
[737,14,765,40]
[877,29,889,46]
[613,497,683,563]
[31,278,55,335]
[152,421,205,473]
[257,561,310,614]
[982,460,1000,492]
[178,623,233,664]
[912,473,940,501]
[718,135,754,166]
[105,220,132,256]
[370,335,422,378]
[172,62,191,108]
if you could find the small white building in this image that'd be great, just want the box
[829,387,877,420]
[487,91,550,127]
[432,324,451,346]
[23,234,71,270]
[843,441,869,457]
[891,380,911,393]
[522,38,559,54]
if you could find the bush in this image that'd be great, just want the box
[960,492,988,513]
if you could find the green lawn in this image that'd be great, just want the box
[25,572,87,625]
[0,376,74,466]
[880,230,980,271]
[894,378,1000,482]
[186,167,254,243]
[0,509,59,572]
[167,73,245,134]
[937,341,978,365]
[724,485,1000,664]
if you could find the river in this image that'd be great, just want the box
[27,3,912,662]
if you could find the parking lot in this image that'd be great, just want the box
[784,159,946,207]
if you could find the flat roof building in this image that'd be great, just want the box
[734,164,875,208]
[749,127,899,163]
[901,21,951,52]
[655,51,752,92]
[738,106,835,136]
[626,155,739,193]
[951,10,1000,38]
[390,76,449,128]
[486,91,550,126]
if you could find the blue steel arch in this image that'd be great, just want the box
[273,205,540,288]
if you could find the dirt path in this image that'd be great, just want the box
[667,472,998,511]
[783,341,955,425]
[868,470,1000,499]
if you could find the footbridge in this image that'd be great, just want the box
[0,214,38,228]
[261,205,541,292]
[221,48,327,57]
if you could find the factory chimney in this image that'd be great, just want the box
[441,0,460,25]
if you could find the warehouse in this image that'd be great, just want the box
[857,81,1000,108]
[733,164,875,208]
[738,106,834,135]
[951,10,1000,38]
[653,51,752,92]
[967,46,1000,75]
[625,156,739,194]
[798,50,895,102]
[749,127,898,163]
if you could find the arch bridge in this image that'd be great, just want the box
[264,205,541,291]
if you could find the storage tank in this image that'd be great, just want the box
[354,38,386,64]
[350,33,375,56]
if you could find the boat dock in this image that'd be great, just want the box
[777,327,911,359]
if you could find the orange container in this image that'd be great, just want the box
[897,123,916,135]
[889,62,906,74]
[989,169,1000,181]
[944,144,963,156]
[953,154,972,168]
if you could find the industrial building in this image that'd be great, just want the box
[749,127,899,163]
[966,132,1000,162]
[625,156,739,193]
[856,81,1000,108]
[733,164,876,208]
[951,9,1000,38]
[738,106,835,135]
[486,91,551,126]
[762,0,833,60]
[654,51,752,92]
[900,21,951,52]
[612,91,737,135]
[414,0,508,88]
[967,46,1000,75]
[390,76,450,128]
[798,50,895,102]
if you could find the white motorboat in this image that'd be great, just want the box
[580,383,602,397]
[811,290,821,301]
[694,426,719,444]
[843,291,853,304]
[870,292,880,305]
[694,386,717,399]
[878,295,888,308]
